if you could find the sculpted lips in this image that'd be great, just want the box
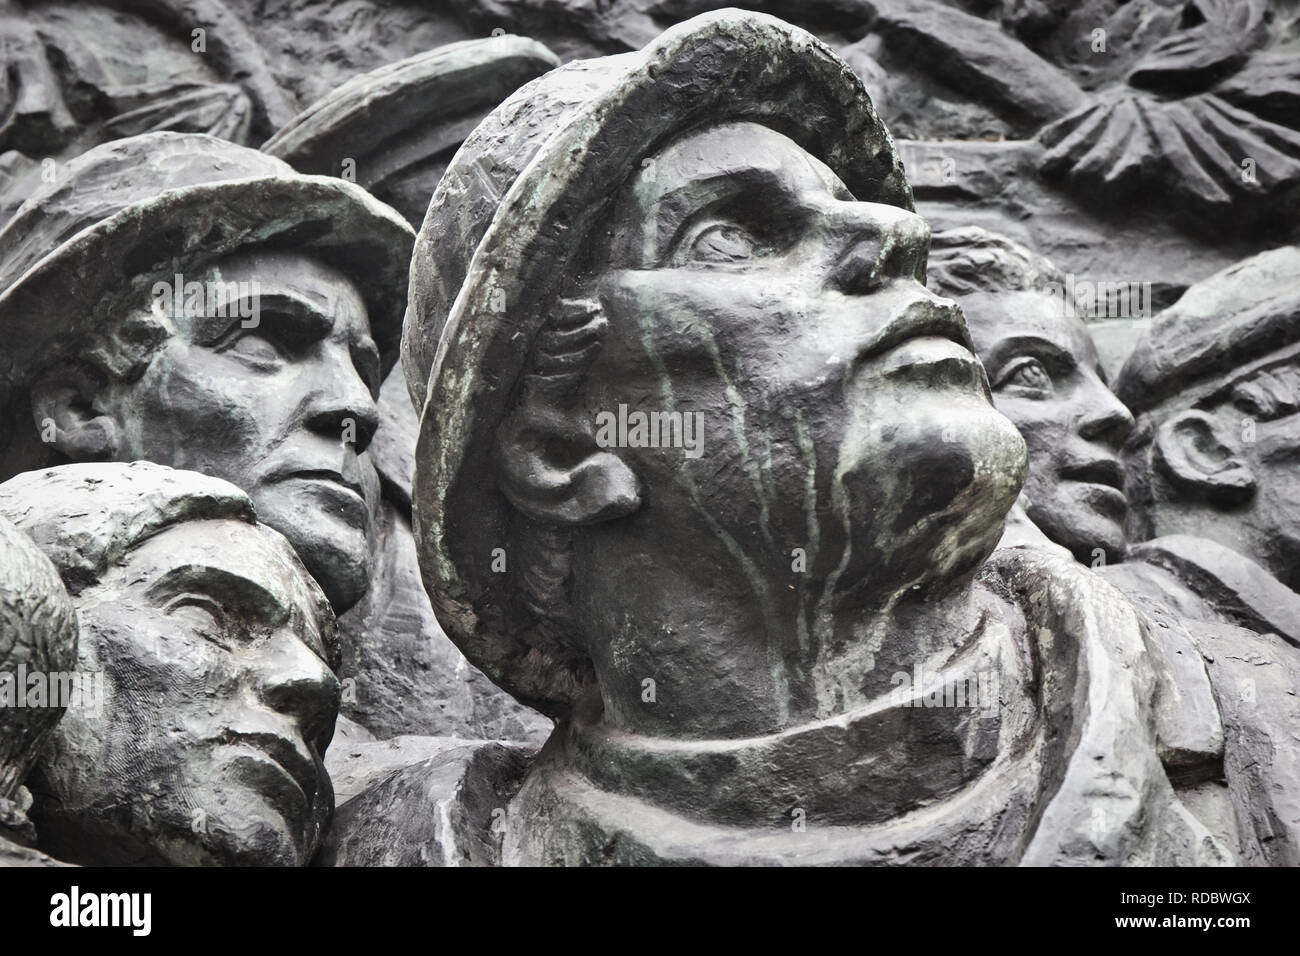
[1061,457,1128,514]
[862,296,989,395]
[263,465,368,523]
[273,468,365,499]
[222,730,321,808]
[862,296,976,361]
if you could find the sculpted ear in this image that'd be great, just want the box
[1153,409,1255,505]
[496,399,642,526]
[28,365,119,462]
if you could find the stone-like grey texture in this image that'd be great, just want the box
[320,738,534,866]
[1108,246,1300,647]
[334,492,553,740]
[259,36,561,739]
[1,788,70,866]
[866,0,1087,133]
[0,0,1295,870]
[0,512,78,865]
[504,550,1226,865]
[0,33,549,748]
[0,462,342,866]
[400,9,1288,865]
[928,227,1134,566]
[0,0,295,222]
[0,515,76,799]
[336,367,550,741]
[101,0,1288,379]
[1038,0,1300,236]
[0,130,519,742]
[0,131,412,617]
[326,733,447,805]
[402,10,914,715]
[263,35,561,226]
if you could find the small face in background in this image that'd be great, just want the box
[963,290,1134,564]
[34,517,340,866]
[100,249,382,612]
[1181,355,1300,591]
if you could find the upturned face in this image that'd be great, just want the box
[578,121,1025,645]
[102,249,382,611]
[35,519,340,866]
[963,290,1134,564]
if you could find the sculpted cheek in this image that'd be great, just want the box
[137,356,283,475]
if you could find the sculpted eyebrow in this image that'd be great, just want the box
[1229,364,1300,419]
[986,335,1075,374]
[654,166,791,261]
[145,565,290,628]
[190,290,333,345]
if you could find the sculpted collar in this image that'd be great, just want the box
[503,551,1227,865]
[1127,535,1300,649]
[564,604,1035,832]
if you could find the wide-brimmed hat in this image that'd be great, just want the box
[403,9,913,716]
[1117,245,1300,415]
[0,131,415,427]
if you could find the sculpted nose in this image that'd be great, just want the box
[827,202,930,295]
[1077,373,1135,448]
[256,630,341,749]
[304,352,379,453]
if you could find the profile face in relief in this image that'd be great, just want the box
[102,249,382,611]
[586,122,1027,607]
[963,290,1134,563]
[32,502,340,866]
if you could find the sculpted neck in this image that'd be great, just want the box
[575,549,1003,739]
[558,583,1030,832]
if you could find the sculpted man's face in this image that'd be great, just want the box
[35,518,339,866]
[1147,355,1300,590]
[1223,358,1300,587]
[963,290,1134,564]
[95,250,382,611]
[554,122,1025,728]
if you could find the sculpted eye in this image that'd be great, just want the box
[995,357,1053,395]
[162,595,226,639]
[223,333,283,368]
[688,223,757,263]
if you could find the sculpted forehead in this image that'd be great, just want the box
[176,249,374,351]
[614,120,853,266]
[169,247,382,394]
[92,519,332,661]
[963,290,1100,371]
[208,250,367,318]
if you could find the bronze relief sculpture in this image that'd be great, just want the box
[0,461,341,865]
[928,227,1135,566]
[0,131,412,615]
[1109,246,1300,647]
[399,10,1294,866]
[0,513,76,865]
[0,1,1295,874]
